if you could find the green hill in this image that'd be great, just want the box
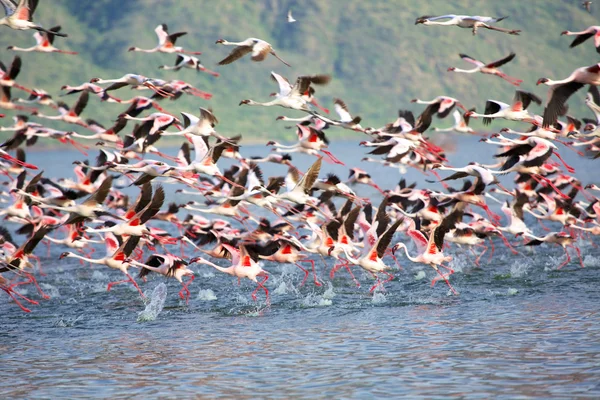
[0,0,597,142]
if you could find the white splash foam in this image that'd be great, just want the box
[40,283,60,298]
[414,270,426,280]
[202,271,215,278]
[584,255,600,267]
[302,293,332,307]
[273,281,289,295]
[137,283,167,322]
[371,292,387,304]
[322,282,336,299]
[198,288,217,301]
[510,259,531,277]
[507,288,518,296]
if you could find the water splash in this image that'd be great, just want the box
[273,281,290,295]
[507,288,518,296]
[302,293,333,307]
[53,315,83,327]
[510,259,531,278]
[322,282,336,299]
[137,283,167,322]
[198,288,217,301]
[414,270,426,280]
[583,255,600,267]
[40,283,60,298]
[371,292,387,304]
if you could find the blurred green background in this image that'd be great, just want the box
[0,0,597,143]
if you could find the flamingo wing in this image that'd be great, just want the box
[218,45,252,65]
[459,54,484,67]
[155,24,169,45]
[333,98,353,122]
[270,71,292,97]
[485,53,516,69]
[0,0,17,17]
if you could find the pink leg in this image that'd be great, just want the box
[251,275,270,304]
[1,286,37,312]
[431,267,458,295]
[570,245,585,268]
[298,260,322,287]
[475,244,488,266]
[178,275,195,305]
[320,150,345,165]
[293,262,309,287]
[557,247,571,270]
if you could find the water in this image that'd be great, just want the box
[2,137,600,398]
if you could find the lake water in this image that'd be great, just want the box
[2,136,600,398]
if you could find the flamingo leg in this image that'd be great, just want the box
[293,262,309,287]
[557,247,571,270]
[320,149,345,165]
[178,275,195,305]
[251,275,270,305]
[431,265,458,295]
[298,260,321,287]
[570,245,585,268]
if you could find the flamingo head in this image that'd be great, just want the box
[447,67,456,72]
[499,127,510,133]
[464,110,475,118]
[415,16,429,25]
[430,163,443,170]
[239,99,250,105]
[490,132,500,138]
[266,141,276,146]
[327,246,335,256]
[391,243,399,255]
[59,252,71,260]
[215,39,225,44]
[128,47,137,52]
[536,78,549,86]
[560,30,569,36]
[358,141,367,146]
[410,98,418,103]
[89,78,100,83]
[6,46,13,50]
[275,116,286,120]
[269,92,278,97]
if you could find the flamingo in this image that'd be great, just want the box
[128,24,201,55]
[561,26,600,54]
[59,235,145,297]
[537,63,600,128]
[331,219,402,292]
[447,53,522,86]
[216,37,290,67]
[287,10,296,23]
[0,0,67,36]
[159,54,219,76]
[415,14,520,35]
[90,74,174,98]
[240,72,330,113]
[465,90,542,126]
[433,109,475,134]
[0,55,37,94]
[522,231,584,269]
[7,25,75,54]
[392,216,458,294]
[191,243,270,303]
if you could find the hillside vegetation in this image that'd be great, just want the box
[0,0,597,142]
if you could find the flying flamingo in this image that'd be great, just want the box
[0,55,37,94]
[0,0,68,36]
[216,37,291,67]
[128,24,201,55]
[59,235,145,297]
[159,54,219,76]
[7,25,76,54]
[191,243,270,303]
[415,14,520,35]
[447,53,522,86]
[561,26,600,54]
[392,216,458,294]
[90,74,175,98]
[537,63,600,128]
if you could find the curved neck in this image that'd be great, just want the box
[396,243,419,262]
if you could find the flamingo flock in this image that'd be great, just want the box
[1,3,600,314]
